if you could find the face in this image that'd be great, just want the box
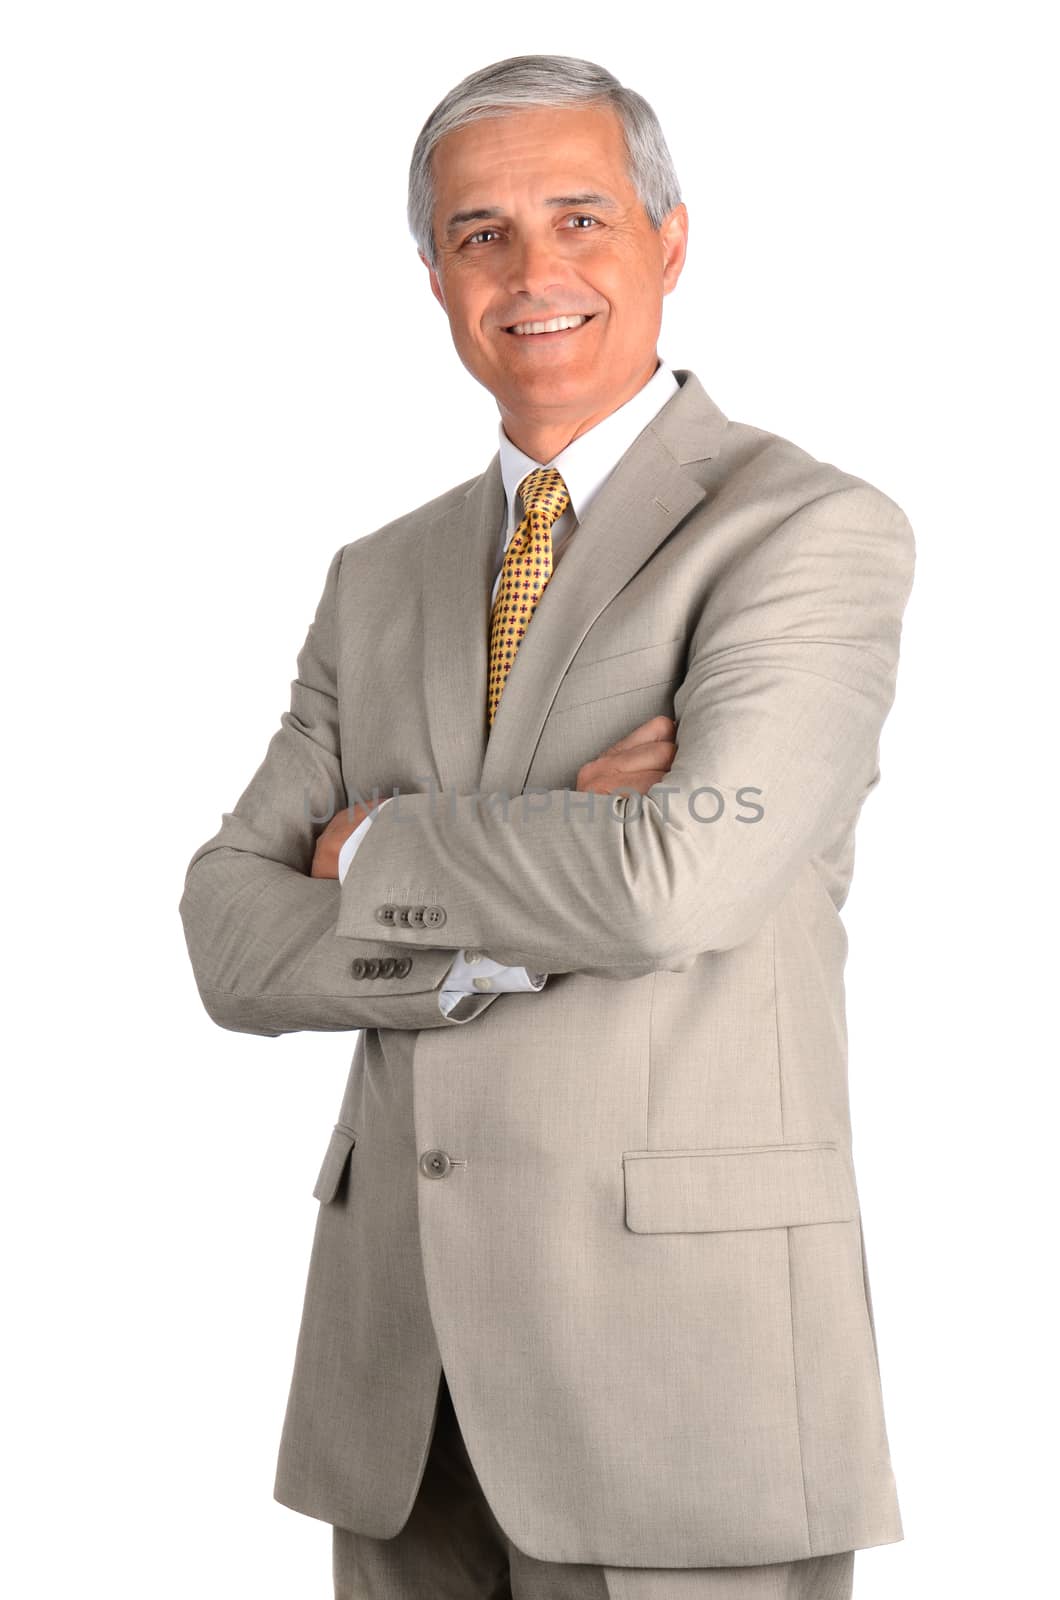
[422,102,688,455]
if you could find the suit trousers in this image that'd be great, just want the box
[332,1370,856,1600]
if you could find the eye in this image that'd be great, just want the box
[462,214,602,248]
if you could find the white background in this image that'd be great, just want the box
[3,3,1056,1595]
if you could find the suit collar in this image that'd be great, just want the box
[497,358,680,539]
[422,367,729,799]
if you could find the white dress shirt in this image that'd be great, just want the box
[338,355,680,1014]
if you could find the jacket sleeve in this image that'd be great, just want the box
[339,804,548,1001]
[177,544,498,1036]
[334,485,916,977]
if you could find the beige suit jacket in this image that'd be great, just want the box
[178,369,915,1567]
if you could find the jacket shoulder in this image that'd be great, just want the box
[334,472,481,573]
[715,415,913,533]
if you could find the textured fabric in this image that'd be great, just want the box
[179,369,913,1566]
[332,1370,855,1599]
[487,466,570,725]
[337,806,544,1010]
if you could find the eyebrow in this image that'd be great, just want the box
[443,192,619,240]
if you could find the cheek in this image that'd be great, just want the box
[585,262,638,318]
[439,268,482,319]
[445,298,484,347]
[609,240,658,295]
[457,286,495,341]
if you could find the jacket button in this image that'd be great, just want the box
[375,905,397,925]
[423,905,447,928]
[364,958,380,978]
[394,956,412,978]
[464,949,482,963]
[351,958,367,979]
[419,1149,452,1178]
[379,957,396,978]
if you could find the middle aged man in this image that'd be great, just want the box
[179,53,915,1600]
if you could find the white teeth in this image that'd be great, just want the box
[509,314,589,336]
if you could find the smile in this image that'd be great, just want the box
[504,314,597,338]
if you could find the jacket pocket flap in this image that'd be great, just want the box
[622,1141,857,1233]
[313,1123,357,1203]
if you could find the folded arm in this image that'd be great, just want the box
[335,486,916,977]
[337,803,548,1013]
[178,545,504,1037]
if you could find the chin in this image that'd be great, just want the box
[504,362,590,387]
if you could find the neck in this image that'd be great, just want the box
[499,356,660,463]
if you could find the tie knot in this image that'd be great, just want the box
[518,466,570,528]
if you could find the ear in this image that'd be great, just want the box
[659,203,689,296]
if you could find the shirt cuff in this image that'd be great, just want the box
[337,796,393,884]
[438,949,548,1014]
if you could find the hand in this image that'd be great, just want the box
[576,714,678,798]
[310,796,387,879]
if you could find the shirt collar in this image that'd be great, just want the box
[497,356,680,541]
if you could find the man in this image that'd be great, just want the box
[179,53,915,1600]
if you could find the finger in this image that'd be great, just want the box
[607,739,677,772]
[583,770,671,796]
[604,715,676,755]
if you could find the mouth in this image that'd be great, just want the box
[502,313,599,340]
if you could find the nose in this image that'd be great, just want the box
[502,230,568,308]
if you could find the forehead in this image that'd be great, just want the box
[431,102,629,196]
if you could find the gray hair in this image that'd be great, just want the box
[407,54,682,271]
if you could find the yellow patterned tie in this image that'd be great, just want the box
[487,466,570,727]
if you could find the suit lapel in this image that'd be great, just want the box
[421,368,729,801]
[420,456,501,795]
